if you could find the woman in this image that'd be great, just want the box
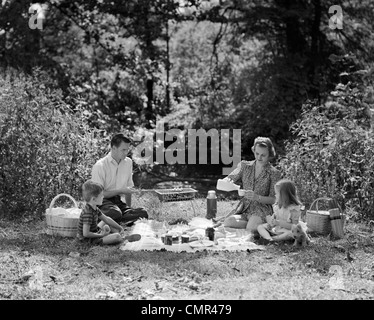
[221,137,281,232]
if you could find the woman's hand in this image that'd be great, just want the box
[243,190,259,200]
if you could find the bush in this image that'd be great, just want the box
[0,69,109,219]
[278,61,374,221]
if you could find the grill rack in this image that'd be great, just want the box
[153,188,198,202]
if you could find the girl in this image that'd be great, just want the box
[257,179,302,244]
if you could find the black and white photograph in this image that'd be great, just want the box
[0,0,374,304]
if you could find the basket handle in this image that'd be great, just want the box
[48,193,78,212]
[309,197,341,213]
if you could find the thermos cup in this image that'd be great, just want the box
[206,190,217,219]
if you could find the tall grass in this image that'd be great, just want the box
[132,193,239,222]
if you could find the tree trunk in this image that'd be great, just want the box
[310,0,322,100]
[146,77,153,128]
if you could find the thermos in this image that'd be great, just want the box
[205,227,215,241]
[206,190,217,219]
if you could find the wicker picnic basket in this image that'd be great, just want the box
[306,197,342,235]
[45,193,80,237]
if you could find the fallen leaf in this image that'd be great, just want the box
[107,291,118,298]
[356,288,369,294]
[154,281,163,291]
[144,289,155,296]
[95,292,107,299]
[332,245,345,252]
[84,262,95,269]
[166,286,178,293]
[188,281,199,291]
[345,251,355,262]
[68,252,80,258]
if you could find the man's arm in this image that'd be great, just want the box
[103,188,136,199]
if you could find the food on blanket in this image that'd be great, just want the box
[189,240,214,248]
[103,225,111,233]
[168,218,189,225]
[188,217,214,229]
[215,225,226,234]
[172,236,179,243]
[161,234,166,244]
[167,230,183,237]
[185,229,206,240]
[205,227,215,241]
[165,235,173,245]
[181,235,190,243]
[214,232,225,240]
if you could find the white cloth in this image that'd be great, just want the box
[120,219,265,252]
[271,204,301,234]
[91,153,134,191]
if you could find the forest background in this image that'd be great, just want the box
[1,0,374,221]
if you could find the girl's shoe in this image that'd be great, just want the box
[258,237,273,245]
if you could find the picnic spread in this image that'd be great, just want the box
[44,180,346,248]
[120,217,265,252]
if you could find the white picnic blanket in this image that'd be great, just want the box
[120,217,265,252]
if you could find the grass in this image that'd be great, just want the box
[1,193,374,300]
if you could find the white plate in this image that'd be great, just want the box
[189,240,214,248]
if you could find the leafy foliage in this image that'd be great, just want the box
[0,69,108,218]
[279,56,374,221]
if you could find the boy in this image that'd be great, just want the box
[77,180,140,245]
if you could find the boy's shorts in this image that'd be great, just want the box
[78,237,103,246]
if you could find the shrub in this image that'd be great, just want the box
[0,69,109,219]
[278,62,374,221]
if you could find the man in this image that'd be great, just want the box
[91,133,148,225]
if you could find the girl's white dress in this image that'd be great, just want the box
[270,203,301,235]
